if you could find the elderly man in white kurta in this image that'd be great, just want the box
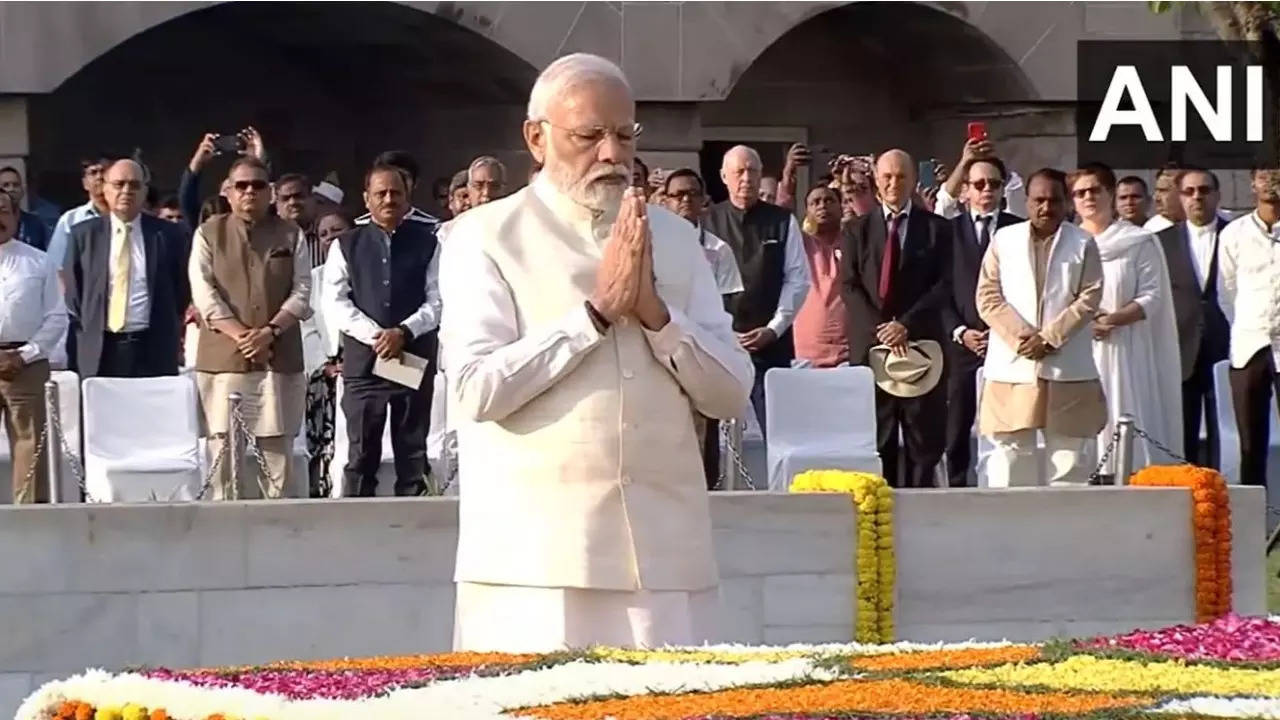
[440,53,754,652]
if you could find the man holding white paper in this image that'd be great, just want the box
[322,160,441,496]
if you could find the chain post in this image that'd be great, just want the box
[723,417,743,490]
[43,380,62,503]
[227,392,243,501]
[1114,414,1136,486]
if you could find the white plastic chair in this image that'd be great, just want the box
[1212,359,1242,484]
[82,375,202,502]
[764,366,881,492]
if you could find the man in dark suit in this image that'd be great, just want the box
[1155,167,1230,467]
[939,156,1022,486]
[65,159,191,378]
[841,149,954,488]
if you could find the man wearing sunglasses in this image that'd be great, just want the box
[940,156,1022,487]
[1155,168,1230,469]
[190,156,312,500]
[63,159,190,379]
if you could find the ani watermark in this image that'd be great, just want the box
[1076,41,1277,169]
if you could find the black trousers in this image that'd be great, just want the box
[99,331,171,378]
[1228,348,1280,488]
[341,374,434,496]
[944,351,982,487]
[876,380,946,489]
[1181,352,1222,469]
[702,416,720,490]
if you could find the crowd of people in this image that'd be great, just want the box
[0,52,1277,506]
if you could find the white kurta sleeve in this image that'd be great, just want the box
[440,237,604,424]
[766,216,811,337]
[642,247,754,420]
[1218,227,1238,325]
[189,228,235,324]
[1130,239,1164,316]
[322,240,382,346]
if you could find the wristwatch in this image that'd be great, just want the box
[397,324,414,341]
[267,323,282,338]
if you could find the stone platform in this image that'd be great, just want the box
[0,488,1267,718]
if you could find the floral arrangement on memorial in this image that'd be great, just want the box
[788,470,895,643]
[1130,464,1233,622]
[20,615,1280,720]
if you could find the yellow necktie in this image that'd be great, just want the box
[107,222,131,332]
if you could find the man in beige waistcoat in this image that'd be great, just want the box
[189,157,312,499]
[440,53,754,652]
[976,168,1107,486]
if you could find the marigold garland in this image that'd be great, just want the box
[1130,465,1232,622]
[790,470,895,643]
[942,654,1280,697]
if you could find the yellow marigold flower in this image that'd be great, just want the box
[120,706,147,720]
[94,709,122,720]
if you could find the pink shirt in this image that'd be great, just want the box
[794,230,848,367]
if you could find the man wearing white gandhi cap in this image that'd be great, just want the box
[440,53,754,652]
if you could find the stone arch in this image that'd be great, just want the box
[23,2,540,210]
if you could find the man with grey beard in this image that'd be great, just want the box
[440,53,752,652]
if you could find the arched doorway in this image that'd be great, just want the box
[27,1,538,215]
[697,2,1039,202]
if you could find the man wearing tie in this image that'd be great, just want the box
[940,156,1022,486]
[1155,168,1230,467]
[65,159,191,378]
[841,149,954,488]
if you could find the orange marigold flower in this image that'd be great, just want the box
[148,711,168,720]
[521,678,1150,720]
[850,646,1040,671]
[75,703,94,720]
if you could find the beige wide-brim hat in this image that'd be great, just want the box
[869,340,944,398]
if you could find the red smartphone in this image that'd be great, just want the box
[967,122,988,142]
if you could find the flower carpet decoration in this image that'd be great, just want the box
[1130,465,1233,622]
[23,615,1280,720]
[789,470,894,643]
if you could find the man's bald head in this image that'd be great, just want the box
[875,148,915,210]
[523,53,636,211]
[104,158,147,221]
[721,145,763,209]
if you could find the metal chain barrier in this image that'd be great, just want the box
[1087,426,1121,484]
[719,418,757,491]
[19,419,50,498]
[230,400,278,499]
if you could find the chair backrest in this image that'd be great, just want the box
[82,375,200,454]
[51,370,82,459]
[764,366,877,446]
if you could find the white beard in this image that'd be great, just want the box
[546,162,629,212]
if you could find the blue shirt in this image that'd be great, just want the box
[46,201,102,269]
[16,210,50,252]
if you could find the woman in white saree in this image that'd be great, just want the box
[1070,164,1183,475]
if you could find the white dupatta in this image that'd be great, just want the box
[1089,220,1184,473]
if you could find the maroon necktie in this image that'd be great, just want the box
[878,212,902,305]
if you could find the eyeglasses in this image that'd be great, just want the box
[538,121,643,148]
[233,179,269,192]
[970,178,1004,191]
[667,189,703,201]
[1180,185,1216,197]
[1072,186,1104,199]
[108,180,143,191]
[278,191,309,202]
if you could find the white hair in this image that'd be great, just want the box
[722,145,762,171]
[468,155,507,183]
[527,53,631,121]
